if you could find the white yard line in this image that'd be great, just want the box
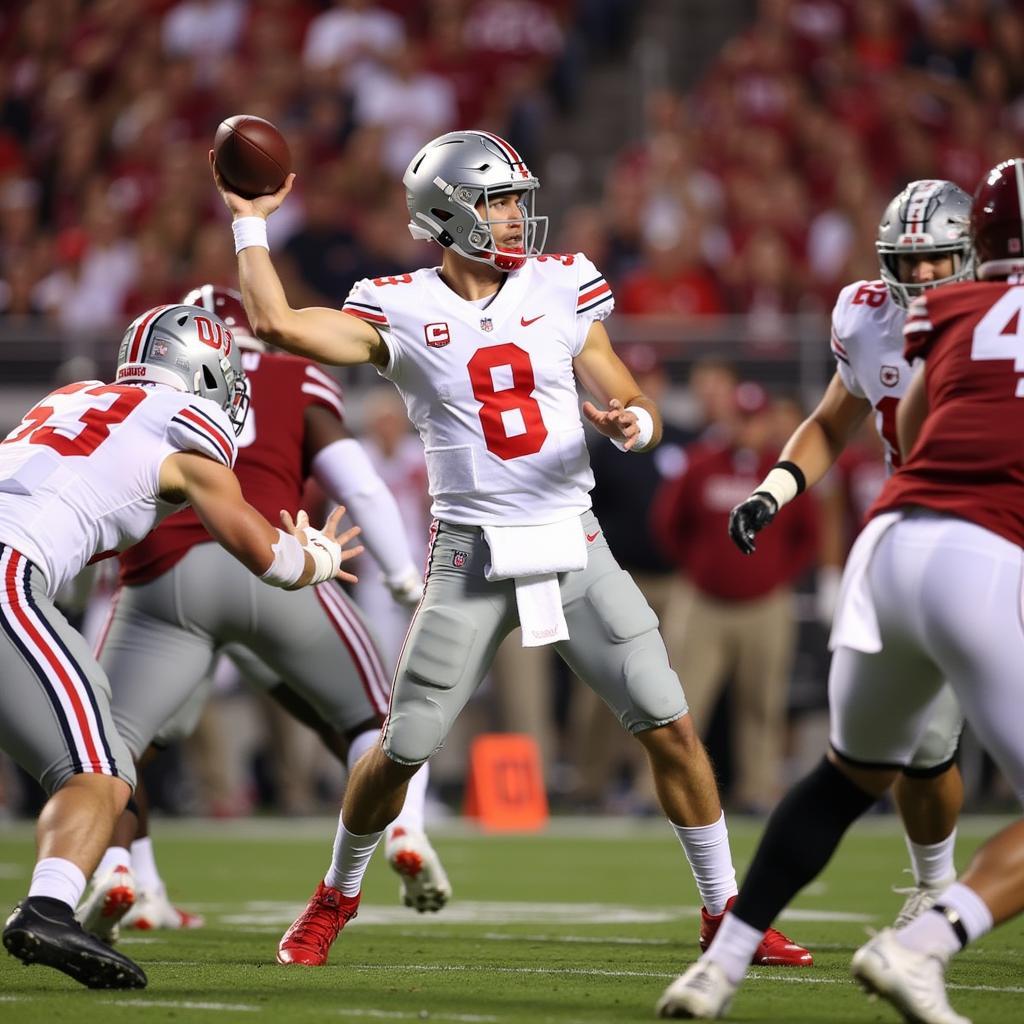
[98,999,261,1011]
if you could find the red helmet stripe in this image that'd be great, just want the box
[127,304,172,364]
[477,131,530,180]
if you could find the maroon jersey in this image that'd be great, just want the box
[871,282,1024,547]
[120,351,344,585]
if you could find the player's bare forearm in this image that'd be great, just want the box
[776,373,871,490]
[237,247,385,368]
[574,320,663,451]
[160,452,315,583]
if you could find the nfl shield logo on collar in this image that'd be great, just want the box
[480,317,493,332]
[452,550,468,568]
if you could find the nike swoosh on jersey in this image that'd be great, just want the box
[520,314,545,327]
[586,530,600,542]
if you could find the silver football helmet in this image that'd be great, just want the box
[876,179,974,308]
[404,130,548,272]
[115,304,250,434]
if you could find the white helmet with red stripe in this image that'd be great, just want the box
[403,130,548,272]
[876,179,974,308]
[115,304,250,434]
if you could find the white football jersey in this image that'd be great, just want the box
[829,279,909,470]
[0,381,237,596]
[343,253,614,525]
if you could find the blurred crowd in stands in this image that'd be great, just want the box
[1,0,1021,820]
[1,0,1023,331]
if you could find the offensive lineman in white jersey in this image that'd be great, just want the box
[725,181,974,929]
[211,130,812,972]
[0,304,362,990]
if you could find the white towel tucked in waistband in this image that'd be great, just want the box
[483,517,588,647]
[828,511,901,654]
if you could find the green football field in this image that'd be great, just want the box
[1,815,1021,1023]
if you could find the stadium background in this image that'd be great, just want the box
[0,0,1021,822]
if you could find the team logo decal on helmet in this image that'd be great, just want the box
[403,130,548,273]
[876,179,974,308]
[971,158,1024,282]
[116,304,250,435]
[182,283,264,351]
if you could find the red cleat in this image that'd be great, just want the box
[700,896,813,967]
[276,881,359,966]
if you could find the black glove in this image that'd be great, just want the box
[728,492,778,555]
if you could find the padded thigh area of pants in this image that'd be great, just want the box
[405,605,478,690]
[585,570,660,642]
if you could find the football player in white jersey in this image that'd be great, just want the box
[0,304,362,990]
[212,130,812,971]
[718,179,974,909]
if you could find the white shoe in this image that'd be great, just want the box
[76,864,135,943]
[122,887,205,930]
[851,929,971,1024]
[893,875,956,928]
[385,827,451,913]
[656,960,737,1019]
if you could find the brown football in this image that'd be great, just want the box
[213,115,291,199]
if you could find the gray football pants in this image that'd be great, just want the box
[382,511,688,765]
[0,544,135,794]
[98,542,391,761]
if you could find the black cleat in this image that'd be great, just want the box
[3,897,147,989]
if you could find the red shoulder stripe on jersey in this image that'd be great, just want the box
[577,282,611,306]
[343,305,389,325]
[175,408,232,463]
[830,332,848,356]
[127,304,172,364]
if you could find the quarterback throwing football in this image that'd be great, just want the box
[212,131,811,971]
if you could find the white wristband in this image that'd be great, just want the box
[754,466,801,510]
[611,405,655,452]
[261,529,305,588]
[303,526,342,584]
[232,216,269,254]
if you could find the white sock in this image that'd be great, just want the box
[346,728,380,776]
[389,763,429,836]
[95,846,131,879]
[704,912,763,985]
[324,819,384,897]
[905,829,957,887]
[896,881,994,959]
[28,857,88,910]
[671,812,738,915]
[131,837,162,893]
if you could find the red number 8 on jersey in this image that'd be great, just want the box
[467,343,548,460]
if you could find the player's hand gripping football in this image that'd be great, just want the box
[728,493,778,555]
[582,398,641,450]
[280,506,364,584]
[209,150,295,220]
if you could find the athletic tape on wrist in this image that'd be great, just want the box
[303,527,342,584]
[754,461,806,510]
[232,216,269,254]
[611,405,655,452]
[262,529,305,588]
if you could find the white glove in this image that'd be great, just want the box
[386,567,423,607]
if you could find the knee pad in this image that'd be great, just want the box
[386,605,479,764]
